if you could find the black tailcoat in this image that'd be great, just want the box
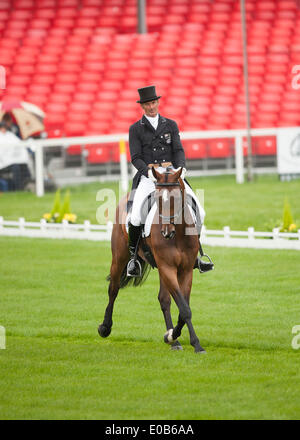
[129,114,186,188]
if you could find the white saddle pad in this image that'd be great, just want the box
[126,203,196,238]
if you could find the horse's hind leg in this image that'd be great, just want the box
[158,279,182,350]
[98,262,122,338]
[172,314,185,341]
[98,224,128,338]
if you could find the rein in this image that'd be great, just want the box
[159,210,183,222]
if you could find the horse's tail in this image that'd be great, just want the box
[106,257,151,289]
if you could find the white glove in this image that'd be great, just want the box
[148,168,157,182]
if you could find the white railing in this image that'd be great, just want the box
[202,225,300,250]
[0,217,112,241]
[1,217,299,250]
[18,126,297,197]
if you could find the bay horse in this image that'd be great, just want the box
[98,166,206,354]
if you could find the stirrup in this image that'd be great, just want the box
[196,254,214,273]
[127,258,142,278]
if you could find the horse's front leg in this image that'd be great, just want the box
[158,279,182,350]
[179,268,206,353]
[172,268,192,340]
[159,266,205,354]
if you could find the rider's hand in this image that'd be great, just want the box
[148,168,157,182]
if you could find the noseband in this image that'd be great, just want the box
[155,181,184,225]
[155,182,180,187]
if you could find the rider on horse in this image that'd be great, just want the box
[127,85,214,277]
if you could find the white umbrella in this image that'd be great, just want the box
[0,100,45,139]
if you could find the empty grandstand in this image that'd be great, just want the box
[0,0,299,173]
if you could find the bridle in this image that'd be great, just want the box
[155,178,185,237]
[155,182,180,187]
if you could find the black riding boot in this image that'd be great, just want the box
[127,222,142,277]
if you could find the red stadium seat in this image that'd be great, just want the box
[65,123,86,137]
[278,114,300,126]
[87,121,111,134]
[85,144,111,163]
[111,142,130,162]
[183,140,207,159]
[207,139,233,158]
[253,136,277,156]
[9,74,31,86]
[46,127,64,138]
[44,112,65,125]
[66,112,89,124]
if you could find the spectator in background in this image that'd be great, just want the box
[1,112,21,138]
[0,176,8,192]
[0,122,31,190]
[0,122,11,191]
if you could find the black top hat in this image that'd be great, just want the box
[137,85,161,103]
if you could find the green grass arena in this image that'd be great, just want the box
[0,175,300,419]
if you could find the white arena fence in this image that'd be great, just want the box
[0,217,112,241]
[1,217,300,251]
[18,126,297,197]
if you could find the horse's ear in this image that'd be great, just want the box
[173,167,183,181]
[152,167,163,181]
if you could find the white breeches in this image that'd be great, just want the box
[130,167,205,227]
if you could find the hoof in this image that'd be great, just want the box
[98,324,111,338]
[171,340,183,351]
[195,348,207,354]
[164,329,177,345]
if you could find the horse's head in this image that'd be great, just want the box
[152,166,184,240]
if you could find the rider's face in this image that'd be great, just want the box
[141,99,159,117]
